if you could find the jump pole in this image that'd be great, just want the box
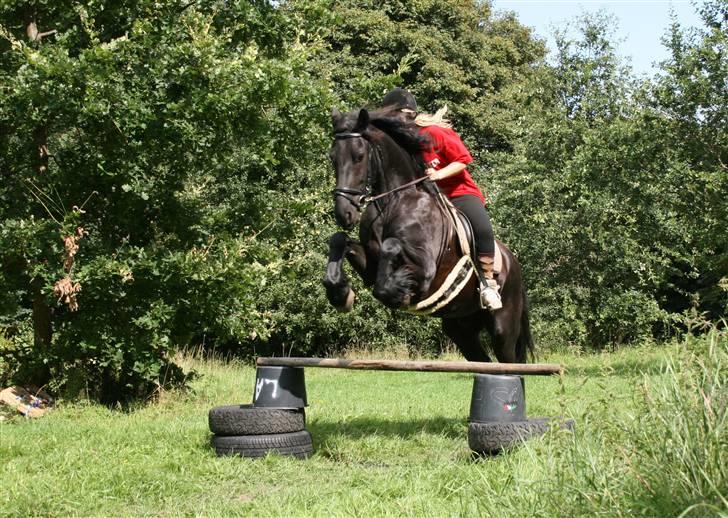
[256,357,563,376]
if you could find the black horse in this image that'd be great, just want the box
[323,107,533,363]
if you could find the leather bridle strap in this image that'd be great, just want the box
[332,187,368,209]
[332,131,370,209]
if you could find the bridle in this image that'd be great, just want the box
[332,131,428,211]
[331,132,372,210]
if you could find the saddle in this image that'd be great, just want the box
[406,193,502,315]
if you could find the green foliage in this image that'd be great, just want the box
[627,327,727,513]
[546,326,728,515]
[285,0,546,151]
[649,1,728,319]
[490,9,726,349]
[0,330,12,386]
[1,340,725,515]
[0,0,333,401]
[1,0,472,401]
[1,0,725,402]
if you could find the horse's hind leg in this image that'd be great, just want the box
[490,310,522,363]
[442,316,490,362]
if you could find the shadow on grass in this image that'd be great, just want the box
[307,415,465,442]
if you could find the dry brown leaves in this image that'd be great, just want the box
[55,226,87,311]
[53,275,81,312]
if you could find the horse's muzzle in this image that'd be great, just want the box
[334,198,360,230]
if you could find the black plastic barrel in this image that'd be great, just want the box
[469,374,526,423]
[252,366,308,409]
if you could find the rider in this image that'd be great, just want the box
[381,87,502,310]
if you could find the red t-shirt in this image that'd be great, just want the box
[419,125,485,203]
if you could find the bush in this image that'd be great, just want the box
[488,9,727,350]
[0,0,331,402]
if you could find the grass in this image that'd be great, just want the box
[0,332,726,517]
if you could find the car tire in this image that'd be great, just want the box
[468,417,574,454]
[211,430,313,459]
[208,404,305,436]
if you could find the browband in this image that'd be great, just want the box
[335,132,363,139]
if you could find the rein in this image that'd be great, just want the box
[333,131,429,210]
[365,176,429,203]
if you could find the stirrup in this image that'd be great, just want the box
[479,279,502,311]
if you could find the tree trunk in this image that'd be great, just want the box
[32,276,52,383]
[26,9,53,382]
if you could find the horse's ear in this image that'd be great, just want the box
[356,108,369,130]
[331,107,342,124]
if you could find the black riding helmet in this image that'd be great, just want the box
[382,87,417,112]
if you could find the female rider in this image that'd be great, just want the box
[381,87,502,310]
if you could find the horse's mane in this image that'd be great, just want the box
[367,108,427,178]
[368,108,425,155]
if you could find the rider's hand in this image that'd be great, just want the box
[425,168,439,180]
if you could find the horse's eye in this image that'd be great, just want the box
[354,153,365,163]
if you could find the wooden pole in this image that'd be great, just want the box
[256,357,563,376]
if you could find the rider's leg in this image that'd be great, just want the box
[450,195,502,310]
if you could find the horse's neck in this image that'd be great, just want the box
[373,140,421,194]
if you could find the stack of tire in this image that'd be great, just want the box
[209,404,313,459]
[467,374,574,455]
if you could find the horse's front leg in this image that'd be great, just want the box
[322,232,360,312]
[372,237,419,309]
[344,239,375,286]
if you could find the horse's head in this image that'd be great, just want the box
[329,107,373,230]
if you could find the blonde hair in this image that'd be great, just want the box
[415,106,452,129]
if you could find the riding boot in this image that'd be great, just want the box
[478,255,502,310]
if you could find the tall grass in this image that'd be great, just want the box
[628,328,727,515]
[546,327,727,516]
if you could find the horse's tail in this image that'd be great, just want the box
[516,286,535,363]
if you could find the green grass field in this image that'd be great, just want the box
[1,332,725,517]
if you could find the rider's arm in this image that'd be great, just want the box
[423,127,472,181]
[426,162,467,181]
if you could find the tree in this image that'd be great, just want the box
[649,0,728,319]
[491,7,727,348]
[0,0,332,401]
[491,13,669,347]
[285,0,546,152]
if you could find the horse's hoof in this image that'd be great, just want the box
[336,289,355,313]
